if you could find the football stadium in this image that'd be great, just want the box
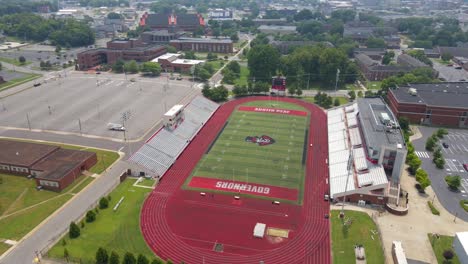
[137,95,330,264]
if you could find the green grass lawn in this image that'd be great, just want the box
[0,57,32,66]
[0,174,93,240]
[0,73,41,92]
[136,178,156,187]
[47,179,158,263]
[233,65,249,86]
[185,101,309,203]
[433,58,452,65]
[366,81,382,90]
[331,210,385,264]
[0,242,11,256]
[428,234,461,264]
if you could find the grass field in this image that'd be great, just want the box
[428,234,461,264]
[47,179,159,264]
[0,242,11,256]
[234,65,249,86]
[0,174,92,241]
[185,101,309,203]
[0,57,32,66]
[330,210,385,264]
[0,73,41,92]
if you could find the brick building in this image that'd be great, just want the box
[77,39,166,70]
[355,53,414,81]
[388,82,468,128]
[170,37,233,53]
[0,140,97,191]
[140,30,185,45]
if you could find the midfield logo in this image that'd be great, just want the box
[245,135,275,146]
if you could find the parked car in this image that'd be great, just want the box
[176,76,183,80]
[455,65,463,69]
[442,142,449,148]
[464,163,468,172]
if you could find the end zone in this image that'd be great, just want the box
[188,176,299,201]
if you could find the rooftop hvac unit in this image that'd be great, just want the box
[408,88,417,96]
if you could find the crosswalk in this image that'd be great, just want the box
[415,151,430,159]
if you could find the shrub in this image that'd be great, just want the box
[86,210,96,223]
[137,254,149,264]
[64,248,69,259]
[435,157,445,169]
[416,169,431,190]
[426,136,436,151]
[460,200,468,212]
[99,197,109,209]
[95,247,109,264]
[428,201,440,215]
[150,259,163,264]
[437,128,448,138]
[123,252,136,264]
[109,251,120,264]
[69,221,80,238]
[443,249,454,260]
[445,175,461,190]
[406,153,421,175]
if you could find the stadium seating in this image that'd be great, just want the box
[130,96,219,177]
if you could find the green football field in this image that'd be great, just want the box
[185,101,309,203]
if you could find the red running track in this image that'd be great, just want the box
[140,96,330,264]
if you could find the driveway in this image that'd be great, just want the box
[412,126,468,222]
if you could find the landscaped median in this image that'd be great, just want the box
[428,234,461,264]
[331,210,385,264]
[0,73,42,92]
[0,140,119,256]
[46,179,164,264]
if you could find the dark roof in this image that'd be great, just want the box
[176,13,200,26]
[390,82,468,109]
[170,37,232,44]
[354,48,386,56]
[0,140,59,167]
[142,29,177,36]
[146,13,169,26]
[398,54,428,67]
[436,46,468,57]
[355,53,378,67]
[33,149,95,180]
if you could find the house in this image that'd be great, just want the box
[387,82,468,128]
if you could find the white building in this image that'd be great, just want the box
[454,232,468,264]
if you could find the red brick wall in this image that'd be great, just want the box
[335,192,388,205]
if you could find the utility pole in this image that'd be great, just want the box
[335,68,340,94]
[340,151,353,219]
[307,73,310,90]
[26,113,31,130]
[78,119,82,135]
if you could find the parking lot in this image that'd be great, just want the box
[0,72,199,140]
[413,126,468,221]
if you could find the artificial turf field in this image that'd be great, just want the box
[184,101,309,204]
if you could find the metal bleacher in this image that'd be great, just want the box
[130,96,219,177]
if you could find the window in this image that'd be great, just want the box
[426,109,432,114]
[463,112,467,116]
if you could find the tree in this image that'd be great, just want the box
[140,62,161,76]
[112,59,125,73]
[294,9,313,21]
[96,247,109,264]
[209,85,229,102]
[445,175,461,190]
[124,60,139,74]
[86,210,96,223]
[230,33,239,42]
[206,52,217,61]
[441,53,453,62]
[296,88,303,96]
[123,252,136,264]
[69,221,80,238]
[416,169,431,190]
[366,37,386,48]
[348,90,356,101]
[426,136,436,151]
[137,254,149,264]
[64,248,69,260]
[166,45,177,53]
[398,117,409,131]
[357,91,363,97]
[433,147,443,162]
[334,98,340,106]
[109,251,119,264]
[184,51,197,60]
[107,12,122,19]
[150,259,163,264]
[194,65,211,82]
[288,86,296,96]
[406,153,421,175]
[0,62,2,71]
[436,128,448,138]
[247,44,280,81]
[18,56,26,64]
[443,249,454,261]
[99,197,109,209]
[226,61,240,75]
[232,84,248,97]
[382,51,395,65]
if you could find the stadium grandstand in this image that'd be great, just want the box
[327,98,407,205]
[130,96,219,177]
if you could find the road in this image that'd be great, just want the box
[0,160,129,264]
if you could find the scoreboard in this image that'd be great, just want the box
[271,76,286,96]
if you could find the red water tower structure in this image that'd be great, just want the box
[271,76,286,96]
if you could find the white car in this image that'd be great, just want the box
[107,123,126,131]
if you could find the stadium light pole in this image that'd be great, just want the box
[340,151,353,219]
[334,68,340,94]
